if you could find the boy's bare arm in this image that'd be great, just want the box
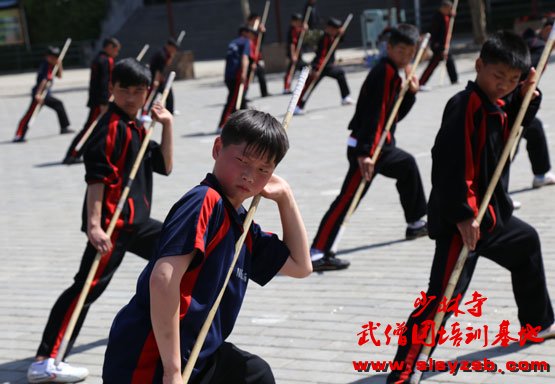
[86,183,112,254]
[150,252,195,382]
[261,175,312,277]
[151,102,174,174]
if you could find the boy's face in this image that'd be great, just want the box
[387,42,416,68]
[212,137,276,208]
[110,82,149,118]
[292,19,302,28]
[326,26,340,36]
[46,54,58,65]
[106,44,121,58]
[475,58,522,102]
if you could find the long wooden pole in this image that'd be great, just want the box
[438,0,459,86]
[300,14,353,105]
[410,30,555,384]
[54,72,176,366]
[73,44,151,154]
[27,38,72,129]
[284,6,312,89]
[181,67,311,384]
[329,33,431,254]
[247,0,271,86]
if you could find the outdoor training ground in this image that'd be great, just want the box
[1,49,554,383]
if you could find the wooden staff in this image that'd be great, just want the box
[300,14,353,105]
[72,44,151,155]
[410,29,554,384]
[329,33,431,254]
[182,66,311,384]
[247,0,271,86]
[54,72,176,366]
[27,38,72,129]
[438,0,459,86]
[284,6,312,89]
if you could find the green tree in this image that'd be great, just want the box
[23,0,107,43]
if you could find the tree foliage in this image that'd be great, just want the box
[22,0,107,43]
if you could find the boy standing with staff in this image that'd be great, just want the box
[103,110,312,383]
[26,58,173,383]
[387,31,555,384]
[310,25,428,271]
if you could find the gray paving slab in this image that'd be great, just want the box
[1,49,554,384]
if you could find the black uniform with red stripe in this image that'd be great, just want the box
[283,25,307,92]
[387,81,553,384]
[64,50,115,160]
[14,59,70,140]
[297,32,350,109]
[149,47,174,113]
[247,33,269,97]
[35,102,169,360]
[311,57,426,252]
[420,10,458,86]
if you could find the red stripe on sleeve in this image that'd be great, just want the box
[370,64,395,156]
[194,188,222,253]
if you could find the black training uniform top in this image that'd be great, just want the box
[87,50,114,108]
[427,81,541,239]
[82,103,169,232]
[312,32,338,70]
[428,10,450,53]
[348,57,416,157]
[149,47,171,84]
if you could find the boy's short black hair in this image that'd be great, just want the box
[247,12,260,21]
[388,23,420,46]
[111,58,151,87]
[327,17,342,29]
[103,37,121,48]
[441,0,454,7]
[221,110,289,165]
[46,46,60,57]
[480,31,531,72]
[166,37,178,48]
[292,13,303,21]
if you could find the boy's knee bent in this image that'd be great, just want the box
[246,354,275,384]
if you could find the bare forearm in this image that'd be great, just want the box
[160,123,173,174]
[86,183,104,230]
[278,189,311,277]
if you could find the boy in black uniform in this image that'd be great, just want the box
[387,31,555,384]
[519,18,555,188]
[419,0,458,89]
[26,58,173,383]
[218,26,256,133]
[62,37,121,164]
[294,17,353,115]
[13,46,72,142]
[310,24,427,272]
[283,13,307,94]
[148,37,178,114]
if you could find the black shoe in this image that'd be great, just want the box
[60,127,75,134]
[12,136,26,143]
[62,155,82,165]
[405,222,428,240]
[312,253,350,272]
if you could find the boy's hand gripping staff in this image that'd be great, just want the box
[27,38,72,129]
[410,28,554,384]
[438,0,459,85]
[182,67,310,384]
[285,6,312,88]
[72,44,151,155]
[329,33,431,254]
[54,72,176,367]
[300,14,353,105]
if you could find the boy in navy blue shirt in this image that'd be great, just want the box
[26,58,173,384]
[387,31,555,384]
[13,46,72,142]
[103,110,312,384]
[217,26,255,132]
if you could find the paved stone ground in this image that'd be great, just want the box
[1,50,554,384]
